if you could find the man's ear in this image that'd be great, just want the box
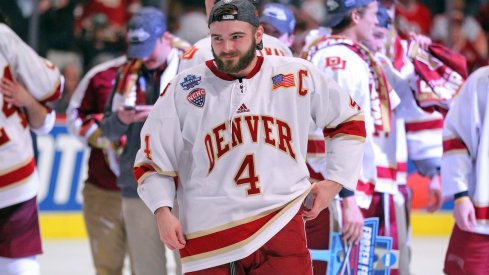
[351,10,361,25]
[256,25,264,44]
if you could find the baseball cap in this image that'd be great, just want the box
[208,0,259,28]
[127,7,167,59]
[260,3,296,34]
[377,5,392,29]
[323,0,374,28]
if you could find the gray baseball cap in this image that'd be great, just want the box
[260,3,296,34]
[208,0,260,28]
[127,7,167,59]
[324,0,374,28]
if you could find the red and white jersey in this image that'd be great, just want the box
[0,23,62,208]
[67,56,127,189]
[441,66,489,235]
[134,56,366,272]
[378,51,443,159]
[305,36,399,208]
[380,41,444,184]
[178,33,293,72]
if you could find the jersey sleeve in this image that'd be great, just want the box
[309,65,366,191]
[67,68,99,144]
[178,45,209,73]
[1,25,62,104]
[134,82,184,213]
[441,70,484,198]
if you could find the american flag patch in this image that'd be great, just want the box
[272,73,296,90]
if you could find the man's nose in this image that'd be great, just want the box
[223,40,234,52]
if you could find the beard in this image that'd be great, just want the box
[212,37,256,75]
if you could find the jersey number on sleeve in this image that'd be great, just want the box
[235,154,261,195]
[0,100,28,146]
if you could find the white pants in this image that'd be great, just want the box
[0,256,40,275]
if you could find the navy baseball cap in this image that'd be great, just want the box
[377,5,392,29]
[208,0,260,28]
[324,0,374,28]
[127,7,167,59]
[260,3,296,34]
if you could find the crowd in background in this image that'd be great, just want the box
[1,0,488,116]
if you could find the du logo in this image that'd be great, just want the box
[37,120,88,211]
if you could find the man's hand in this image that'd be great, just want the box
[303,180,342,221]
[341,196,363,245]
[427,174,442,212]
[0,77,37,108]
[409,31,432,50]
[116,105,152,124]
[454,197,476,232]
[154,207,186,250]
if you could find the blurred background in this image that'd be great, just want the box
[2,0,488,274]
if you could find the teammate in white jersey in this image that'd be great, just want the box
[178,0,293,73]
[0,23,61,274]
[441,66,489,274]
[302,1,410,274]
[134,0,366,273]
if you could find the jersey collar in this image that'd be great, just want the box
[206,56,264,81]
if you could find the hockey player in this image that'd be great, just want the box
[178,0,293,72]
[134,0,366,273]
[0,23,61,274]
[441,65,489,274]
[302,1,407,274]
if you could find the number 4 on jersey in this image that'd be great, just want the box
[235,154,261,195]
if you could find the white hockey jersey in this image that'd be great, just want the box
[441,66,489,235]
[134,56,366,272]
[0,23,62,208]
[377,51,444,183]
[178,33,293,72]
[305,36,399,208]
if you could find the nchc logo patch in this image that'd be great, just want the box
[187,88,206,107]
[272,73,296,90]
[180,74,202,90]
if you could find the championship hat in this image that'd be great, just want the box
[260,3,296,35]
[127,7,168,59]
[324,0,374,28]
[208,0,260,28]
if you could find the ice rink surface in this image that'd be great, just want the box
[38,236,449,275]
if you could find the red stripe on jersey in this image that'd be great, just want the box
[397,162,407,172]
[323,120,366,139]
[307,139,325,154]
[0,158,36,188]
[405,119,443,133]
[307,162,325,181]
[133,164,157,183]
[42,82,63,103]
[377,166,397,180]
[180,208,280,258]
[357,180,375,195]
[443,138,468,153]
[475,206,489,221]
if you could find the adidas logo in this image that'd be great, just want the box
[237,103,250,113]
